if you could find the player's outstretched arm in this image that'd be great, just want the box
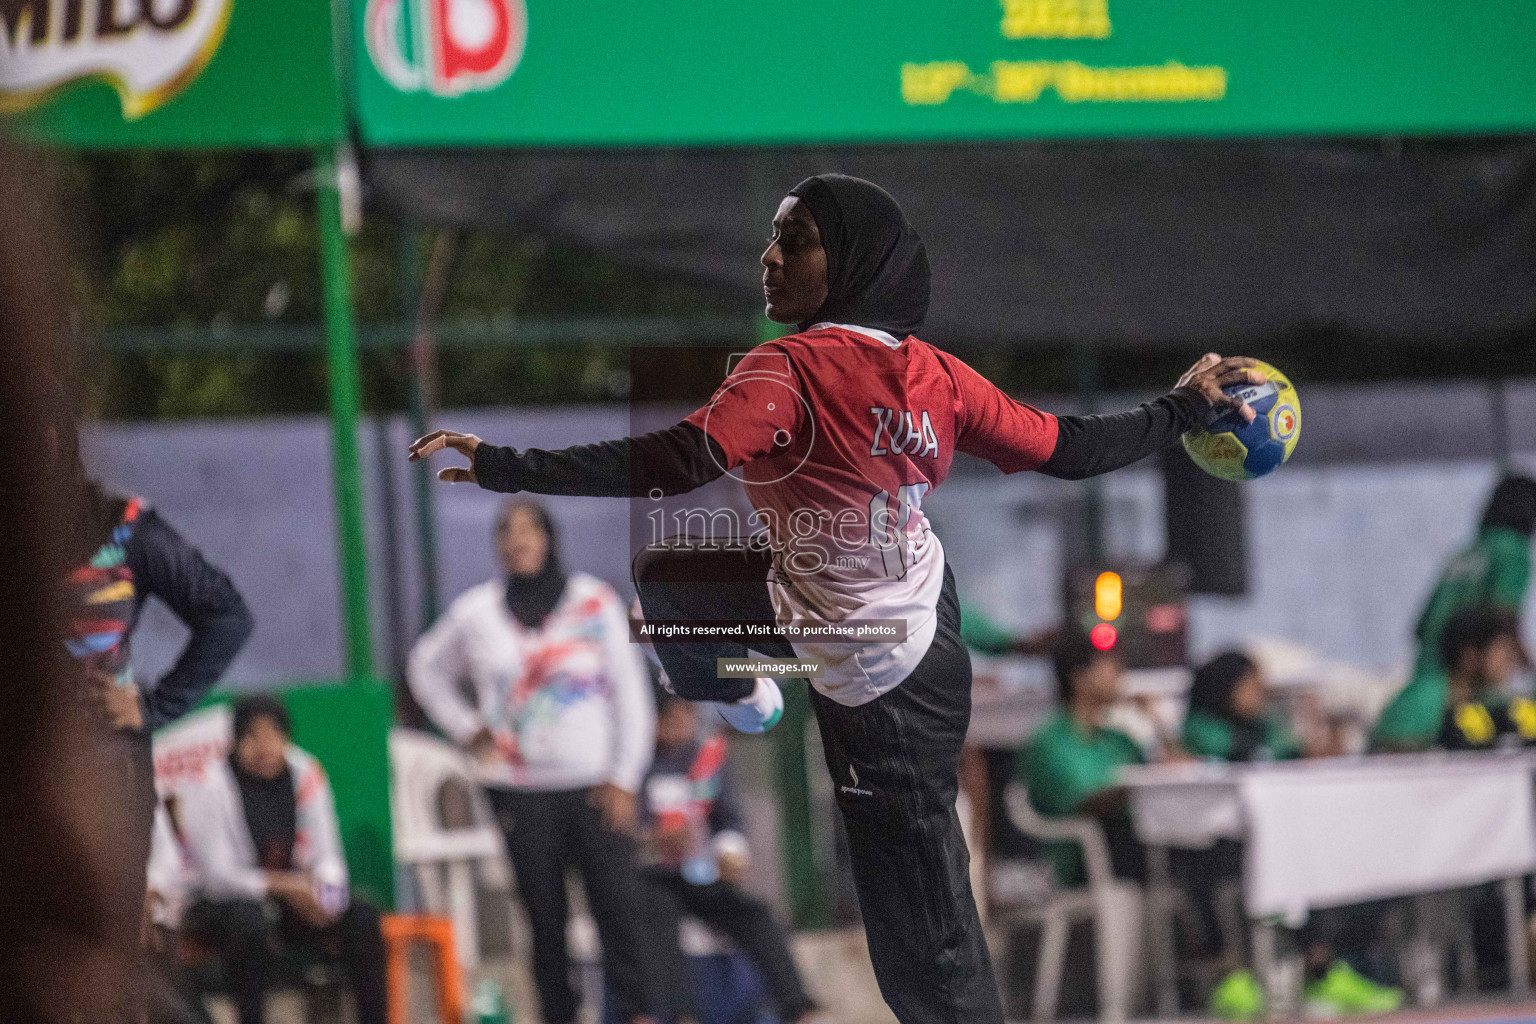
[407,422,727,497]
[953,352,1263,481]
[1037,354,1264,480]
[1038,353,1262,479]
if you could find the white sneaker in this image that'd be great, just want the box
[715,677,784,734]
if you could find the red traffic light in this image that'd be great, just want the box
[1090,623,1118,650]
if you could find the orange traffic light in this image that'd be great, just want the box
[1094,571,1122,621]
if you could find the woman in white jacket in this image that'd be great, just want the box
[173,696,386,1024]
[408,499,662,1024]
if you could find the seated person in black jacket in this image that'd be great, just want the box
[1436,605,1533,751]
[639,691,823,1024]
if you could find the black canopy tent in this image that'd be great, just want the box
[366,135,1536,350]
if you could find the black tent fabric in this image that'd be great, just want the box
[365,137,1536,348]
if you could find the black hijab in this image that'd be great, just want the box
[1481,476,1536,537]
[500,500,568,630]
[1187,650,1267,761]
[788,174,930,337]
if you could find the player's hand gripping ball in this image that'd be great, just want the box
[1182,360,1300,481]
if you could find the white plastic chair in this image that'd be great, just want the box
[993,782,1143,1024]
[389,729,507,970]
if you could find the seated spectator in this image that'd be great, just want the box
[1180,653,1399,1020]
[640,692,823,1024]
[1183,651,1301,762]
[1435,605,1532,751]
[1375,476,1535,751]
[1183,651,1343,765]
[173,697,386,1024]
[1016,631,1157,884]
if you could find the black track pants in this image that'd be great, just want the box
[487,787,664,1024]
[633,544,1003,1024]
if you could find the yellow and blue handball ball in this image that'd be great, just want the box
[1181,360,1300,481]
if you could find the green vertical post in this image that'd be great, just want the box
[772,682,829,929]
[316,144,374,683]
[756,314,824,925]
[400,230,443,627]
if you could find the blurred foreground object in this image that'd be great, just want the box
[0,141,148,1022]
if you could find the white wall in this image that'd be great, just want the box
[932,459,1536,674]
[84,383,1536,688]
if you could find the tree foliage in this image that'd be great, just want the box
[70,151,740,419]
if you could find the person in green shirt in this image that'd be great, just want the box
[1434,605,1532,751]
[1375,476,1536,751]
[959,601,1054,657]
[1183,651,1300,763]
[1181,652,1400,1020]
[1016,631,1148,886]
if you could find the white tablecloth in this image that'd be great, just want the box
[1123,753,1536,922]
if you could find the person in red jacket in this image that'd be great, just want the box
[411,174,1258,1024]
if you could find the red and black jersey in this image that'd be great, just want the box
[679,322,1059,701]
[473,324,1208,704]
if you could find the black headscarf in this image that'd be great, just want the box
[500,499,569,630]
[1187,651,1258,722]
[1481,476,1536,537]
[1187,650,1269,761]
[788,174,930,337]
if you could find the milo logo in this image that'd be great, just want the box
[366,0,526,97]
[1,0,232,118]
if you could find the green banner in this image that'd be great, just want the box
[2,0,343,148]
[353,0,1536,146]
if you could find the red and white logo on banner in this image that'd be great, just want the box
[366,0,526,97]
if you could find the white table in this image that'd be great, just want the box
[1121,753,1536,1016]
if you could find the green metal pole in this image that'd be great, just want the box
[757,307,825,925]
[316,144,374,683]
[400,230,444,627]
[772,682,829,929]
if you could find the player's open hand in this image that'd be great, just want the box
[407,429,483,484]
[1177,353,1266,424]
